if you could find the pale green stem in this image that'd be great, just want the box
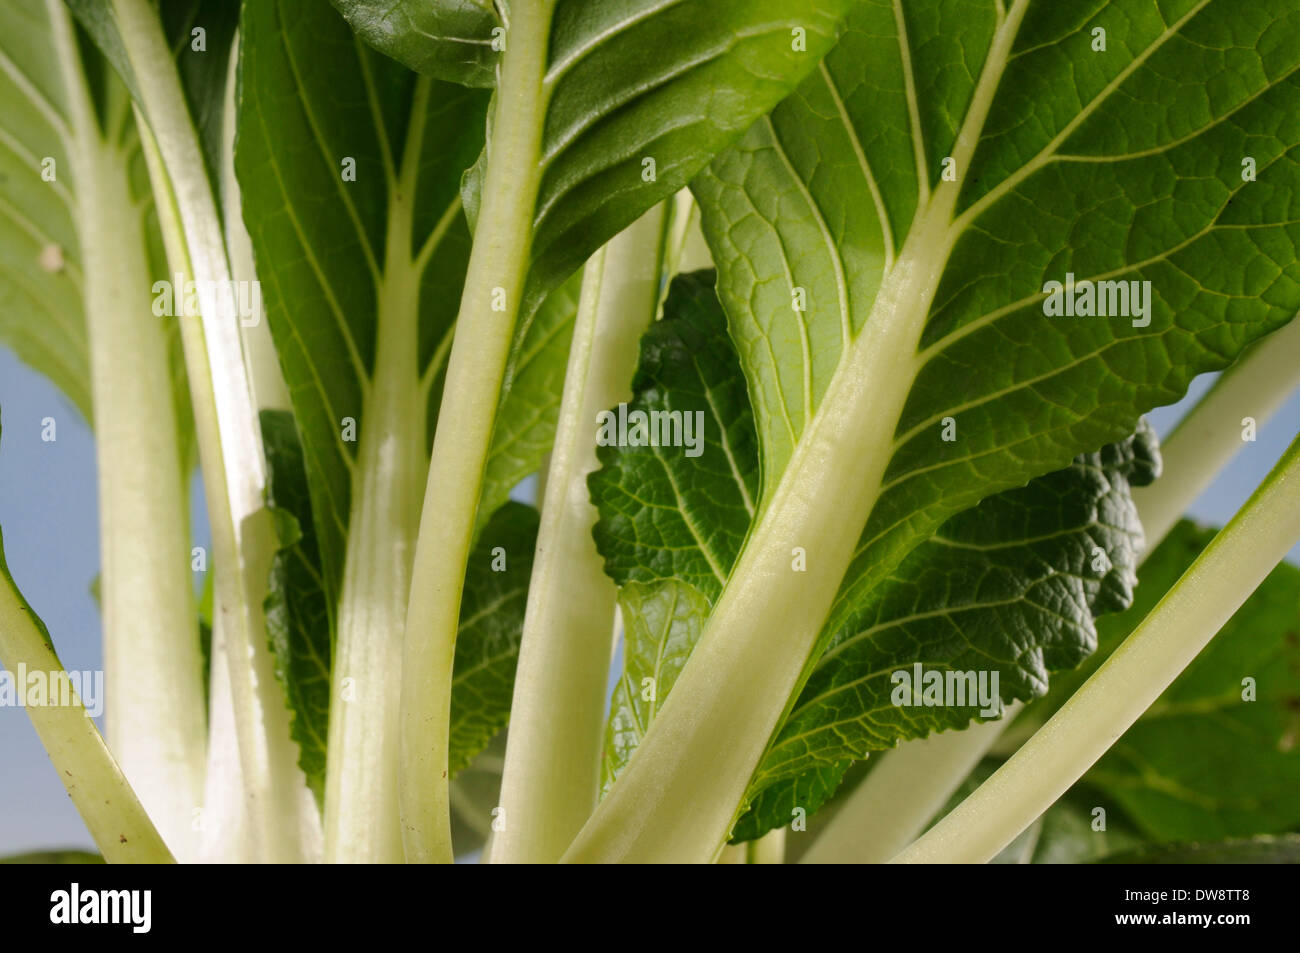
[324,79,431,863]
[400,0,557,863]
[562,202,963,864]
[748,828,787,864]
[674,195,714,274]
[117,0,307,861]
[0,531,174,863]
[489,205,667,864]
[893,431,1300,864]
[1131,315,1300,550]
[45,0,206,862]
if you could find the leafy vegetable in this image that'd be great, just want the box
[262,409,332,804]
[4,0,1300,871]
[591,272,1162,842]
[569,0,1300,862]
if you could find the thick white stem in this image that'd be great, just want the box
[400,0,557,863]
[322,78,431,863]
[45,0,206,861]
[490,205,666,864]
[116,0,308,860]
[893,432,1300,863]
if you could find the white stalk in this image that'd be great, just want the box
[196,36,321,863]
[893,431,1300,863]
[322,78,433,863]
[116,0,309,861]
[490,205,666,864]
[46,0,206,861]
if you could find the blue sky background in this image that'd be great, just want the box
[2,343,1299,855]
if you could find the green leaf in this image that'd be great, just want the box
[696,0,1300,521]
[236,0,490,615]
[689,0,1300,596]
[1097,834,1300,864]
[0,3,91,417]
[261,409,332,805]
[450,501,540,776]
[589,272,760,600]
[1027,522,1300,843]
[570,0,1300,860]
[476,268,583,537]
[589,273,1161,841]
[341,0,854,321]
[0,4,196,459]
[331,0,500,90]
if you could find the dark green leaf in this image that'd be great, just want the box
[733,420,1159,840]
[331,0,500,89]
[450,501,540,775]
[261,409,332,803]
